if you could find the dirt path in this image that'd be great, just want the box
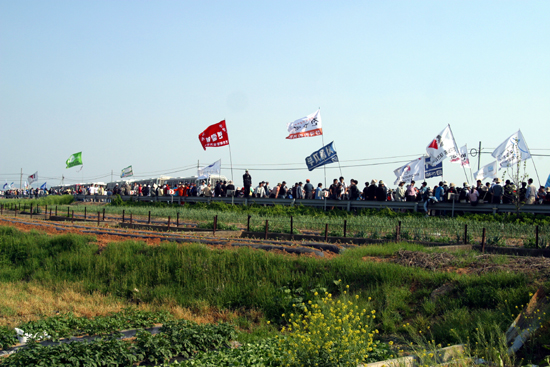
[0,215,339,259]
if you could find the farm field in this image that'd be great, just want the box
[0,200,549,366]
[3,195,550,247]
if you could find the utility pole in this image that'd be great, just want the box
[477,141,481,170]
[20,168,22,189]
[111,170,113,182]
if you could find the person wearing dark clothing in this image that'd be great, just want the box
[278,182,287,199]
[221,182,227,197]
[214,181,222,197]
[503,180,515,204]
[243,170,252,198]
[349,179,361,200]
[328,179,339,200]
[366,180,377,201]
[376,181,387,201]
[226,181,235,197]
[291,183,298,199]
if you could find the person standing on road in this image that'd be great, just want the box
[376,181,387,201]
[243,170,252,198]
[304,179,314,199]
[405,181,418,202]
[526,178,537,204]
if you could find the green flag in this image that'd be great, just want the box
[66,152,83,169]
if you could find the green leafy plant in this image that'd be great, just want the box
[277,289,394,366]
[0,326,17,350]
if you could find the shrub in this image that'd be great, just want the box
[277,290,393,366]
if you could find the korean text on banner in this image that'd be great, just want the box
[425,156,443,179]
[459,145,470,168]
[198,159,221,179]
[473,161,499,182]
[426,125,460,167]
[66,152,83,169]
[286,110,323,140]
[305,142,338,171]
[199,120,229,150]
[28,172,38,184]
[491,130,531,169]
[121,166,134,178]
[393,157,425,185]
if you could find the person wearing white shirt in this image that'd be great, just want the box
[526,178,537,204]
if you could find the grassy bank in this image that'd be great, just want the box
[1,225,547,355]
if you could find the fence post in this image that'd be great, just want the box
[148,211,151,224]
[247,215,251,232]
[325,224,329,242]
[130,212,133,224]
[122,210,125,223]
[97,212,100,226]
[45,205,47,216]
[103,208,105,221]
[72,210,74,223]
[343,220,347,238]
[168,216,171,229]
[264,219,269,240]
[464,224,468,244]
[1,204,2,215]
[177,212,180,227]
[481,228,486,253]
[213,215,217,235]
[49,209,52,218]
[67,206,70,218]
[55,206,58,216]
[536,225,539,249]
[30,204,33,218]
[290,216,293,235]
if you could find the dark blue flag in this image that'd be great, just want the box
[425,156,443,179]
[306,142,339,171]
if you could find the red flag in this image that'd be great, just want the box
[198,120,229,150]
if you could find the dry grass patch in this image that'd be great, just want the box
[0,281,263,330]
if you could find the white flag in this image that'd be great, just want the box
[198,159,221,179]
[491,130,531,169]
[286,110,323,140]
[393,156,426,185]
[459,145,470,168]
[28,172,38,185]
[426,125,460,166]
[121,166,134,178]
[473,161,499,182]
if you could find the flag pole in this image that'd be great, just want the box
[226,119,234,182]
[319,107,327,189]
[448,124,470,184]
[520,129,541,186]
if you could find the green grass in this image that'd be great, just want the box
[20,199,547,246]
[2,194,74,207]
[0,225,544,351]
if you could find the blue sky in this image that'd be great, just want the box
[1,1,549,189]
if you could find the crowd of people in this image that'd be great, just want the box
[236,175,550,206]
[2,171,550,208]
